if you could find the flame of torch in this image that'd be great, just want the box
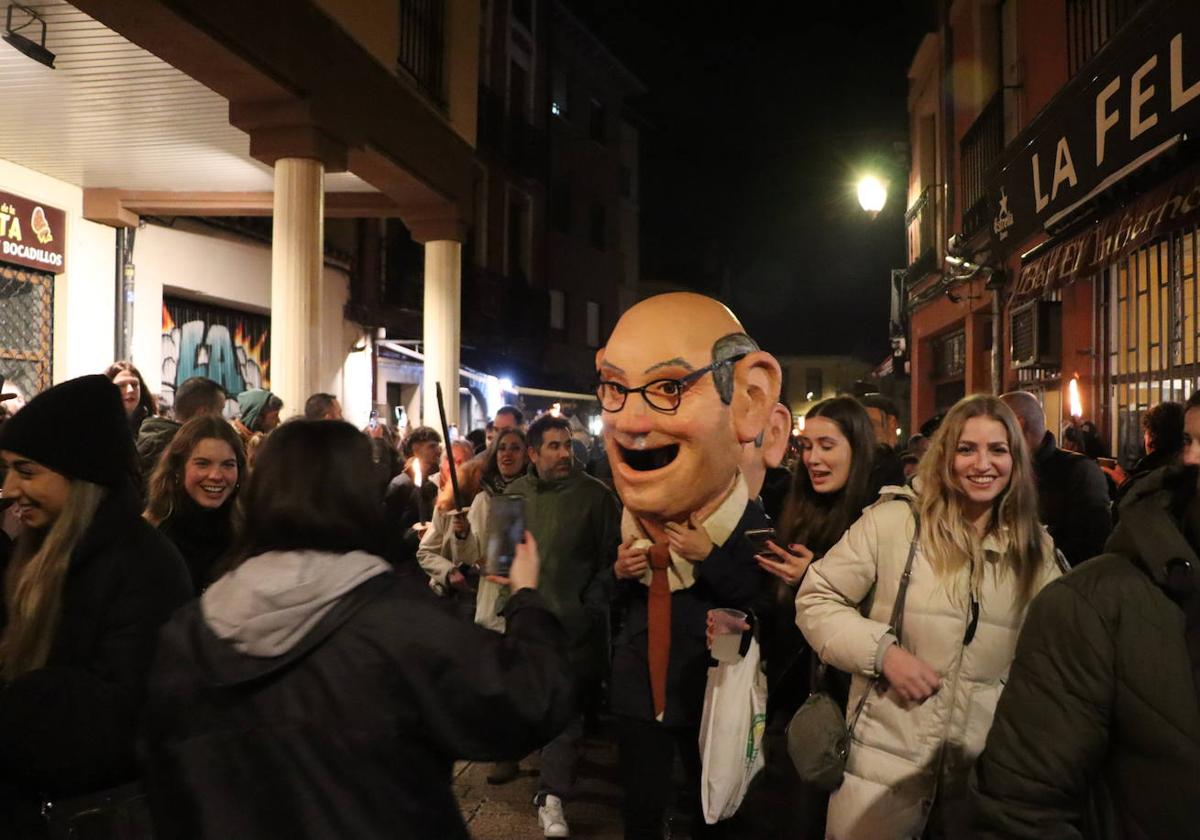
[412,458,422,487]
[1068,376,1083,419]
[550,402,562,418]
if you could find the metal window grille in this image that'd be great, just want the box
[0,266,53,402]
[960,93,1004,241]
[933,329,967,379]
[398,0,446,104]
[1104,225,1200,466]
[1066,0,1147,78]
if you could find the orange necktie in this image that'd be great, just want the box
[648,543,672,720]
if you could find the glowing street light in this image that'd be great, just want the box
[856,174,888,217]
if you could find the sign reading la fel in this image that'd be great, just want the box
[990,0,1200,251]
[0,190,66,274]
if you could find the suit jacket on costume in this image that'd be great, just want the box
[609,498,769,727]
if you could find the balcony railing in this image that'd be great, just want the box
[960,92,1004,242]
[1066,0,1147,77]
[905,184,944,278]
[398,0,446,104]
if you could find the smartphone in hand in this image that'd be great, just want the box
[486,495,526,577]
[744,527,777,552]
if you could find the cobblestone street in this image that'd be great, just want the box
[454,732,625,840]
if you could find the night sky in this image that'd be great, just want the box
[566,1,935,362]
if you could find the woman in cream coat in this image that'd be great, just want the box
[796,394,1064,839]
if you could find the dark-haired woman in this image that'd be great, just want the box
[142,420,574,839]
[105,360,158,436]
[144,416,245,591]
[734,396,883,838]
[0,375,191,837]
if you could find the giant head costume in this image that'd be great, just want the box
[596,293,782,528]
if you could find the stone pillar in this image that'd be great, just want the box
[270,157,325,417]
[421,239,462,428]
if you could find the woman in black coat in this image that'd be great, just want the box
[141,420,574,839]
[0,375,192,838]
[144,415,245,591]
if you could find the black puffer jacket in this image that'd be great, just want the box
[141,572,574,839]
[0,481,192,834]
[157,496,235,591]
[971,464,1200,838]
[1032,431,1112,567]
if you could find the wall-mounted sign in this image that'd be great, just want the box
[1012,160,1200,304]
[989,0,1200,252]
[0,190,66,274]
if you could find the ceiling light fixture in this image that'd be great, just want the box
[3,4,55,69]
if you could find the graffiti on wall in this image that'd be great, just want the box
[161,298,270,411]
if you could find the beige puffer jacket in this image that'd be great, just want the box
[795,489,1062,840]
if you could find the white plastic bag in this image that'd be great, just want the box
[698,636,768,824]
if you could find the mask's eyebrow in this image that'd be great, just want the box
[644,357,695,375]
[598,360,626,375]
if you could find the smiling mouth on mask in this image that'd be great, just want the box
[619,443,680,472]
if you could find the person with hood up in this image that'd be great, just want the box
[0,375,192,837]
[796,394,1063,839]
[969,391,1200,838]
[141,420,574,839]
[144,415,246,591]
[233,388,282,469]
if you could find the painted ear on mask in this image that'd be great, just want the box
[732,351,783,446]
[763,403,792,469]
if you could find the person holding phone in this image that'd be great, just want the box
[726,396,882,838]
[141,421,574,839]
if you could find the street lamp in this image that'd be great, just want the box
[856,174,887,217]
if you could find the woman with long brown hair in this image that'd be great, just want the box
[796,394,1064,839]
[104,360,158,436]
[0,375,191,836]
[145,415,246,591]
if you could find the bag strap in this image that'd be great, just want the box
[888,509,920,645]
[846,505,920,732]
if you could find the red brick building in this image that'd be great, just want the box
[905,0,1200,465]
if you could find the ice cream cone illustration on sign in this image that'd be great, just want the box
[31,206,52,244]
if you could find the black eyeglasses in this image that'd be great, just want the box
[596,354,747,413]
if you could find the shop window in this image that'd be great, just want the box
[0,266,53,401]
[933,329,967,379]
[1105,228,1200,468]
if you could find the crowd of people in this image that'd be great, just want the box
[0,289,1198,839]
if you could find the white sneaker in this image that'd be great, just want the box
[537,794,570,838]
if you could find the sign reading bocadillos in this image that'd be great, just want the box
[989,0,1200,253]
[0,190,66,274]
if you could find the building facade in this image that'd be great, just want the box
[1,0,480,426]
[905,0,1200,466]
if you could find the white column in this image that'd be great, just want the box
[421,239,462,428]
[269,157,325,417]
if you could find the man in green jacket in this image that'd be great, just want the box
[970,456,1200,838]
[505,413,620,838]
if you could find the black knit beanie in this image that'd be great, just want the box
[0,374,137,486]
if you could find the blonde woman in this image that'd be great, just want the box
[0,375,191,834]
[795,394,1064,839]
